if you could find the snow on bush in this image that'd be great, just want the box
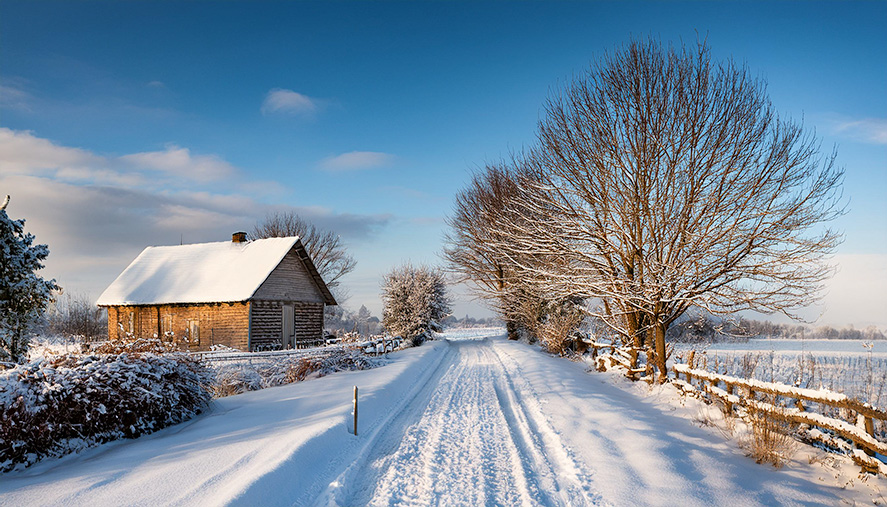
[0,346,212,472]
[210,349,382,398]
[381,264,451,346]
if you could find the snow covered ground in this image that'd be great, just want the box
[2,329,883,506]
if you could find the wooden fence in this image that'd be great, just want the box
[672,360,887,474]
[588,341,648,379]
[584,341,887,473]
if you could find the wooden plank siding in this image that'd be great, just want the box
[249,300,324,351]
[106,303,250,351]
[252,247,325,303]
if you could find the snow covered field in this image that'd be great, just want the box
[677,338,887,412]
[2,329,883,506]
[698,338,887,356]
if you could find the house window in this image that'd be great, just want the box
[127,311,135,335]
[188,320,200,345]
[161,315,173,337]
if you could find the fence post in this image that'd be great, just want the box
[725,383,734,414]
[353,386,358,436]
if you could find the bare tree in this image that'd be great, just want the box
[46,291,107,344]
[445,160,593,346]
[252,211,356,290]
[490,39,844,381]
[444,163,528,339]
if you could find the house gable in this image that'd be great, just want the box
[251,246,326,303]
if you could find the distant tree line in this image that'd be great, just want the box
[667,313,886,343]
[440,315,503,328]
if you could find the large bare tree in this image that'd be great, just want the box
[448,39,844,381]
[252,211,356,290]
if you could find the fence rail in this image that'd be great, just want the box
[588,341,648,378]
[672,362,887,473]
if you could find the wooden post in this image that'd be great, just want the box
[864,416,876,457]
[725,383,734,414]
[353,386,358,436]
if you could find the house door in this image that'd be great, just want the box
[282,305,295,349]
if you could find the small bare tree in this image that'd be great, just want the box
[46,291,107,344]
[444,163,526,338]
[252,211,356,290]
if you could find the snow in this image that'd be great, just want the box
[690,338,887,357]
[95,237,298,306]
[1,330,883,505]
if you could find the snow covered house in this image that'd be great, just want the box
[96,232,337,351]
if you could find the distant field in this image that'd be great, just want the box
[676,338,887,414]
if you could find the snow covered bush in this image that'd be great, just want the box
[535,302,585,356]
[93,332,181,354]
[0,351,212,471]
[381,264,451,346]
[0,198,59,363]
[208,349,381,397]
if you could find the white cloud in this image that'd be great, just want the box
[0,128,102,174]
[0,83,32,111]
[120,146,237,182]
[832,118,887,145]
[0,129,391,302]
[320,151,396,171]
[261,88,319,116]
[0,129,237,186]
[146,81,166,88]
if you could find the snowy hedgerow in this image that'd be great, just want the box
[209,349,381,397]
[0,199,59,363]
[0,351,212,471]
[381,264,451,346]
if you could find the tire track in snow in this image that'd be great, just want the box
[490,342,605,506]
[331,338,603,506]
[312,341,458,506]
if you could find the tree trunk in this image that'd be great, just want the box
[654,321,668,384]
[506,319,519,340]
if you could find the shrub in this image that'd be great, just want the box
[0,351,212,471]
[208,349,380,398]
[740,407,797,468]
[381,264,451,343]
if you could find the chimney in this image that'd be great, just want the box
[232,231,247,243]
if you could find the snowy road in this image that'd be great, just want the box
[1,331,880,506]
[331,340,598,506]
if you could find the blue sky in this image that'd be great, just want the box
[1,1,885,326]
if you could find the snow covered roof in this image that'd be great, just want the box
[97,236,335,306]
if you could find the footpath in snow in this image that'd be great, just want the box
[1,330,883,506]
